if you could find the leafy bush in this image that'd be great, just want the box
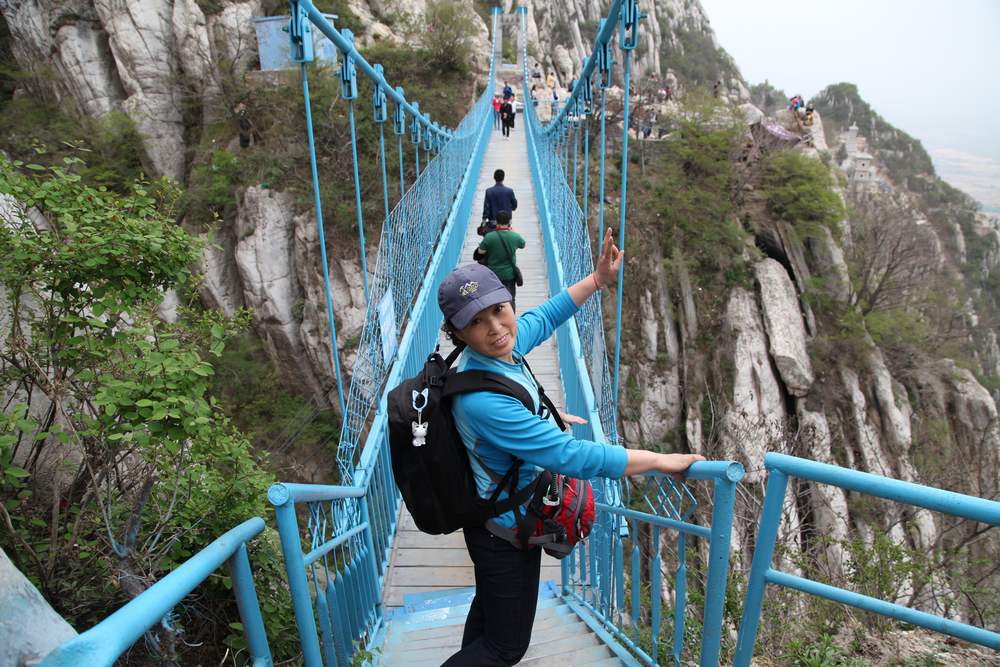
[417,0,481,75]
[651,117,750,289]
[0,157,297,662]
[763,150,845,240]
[0,98,147,190]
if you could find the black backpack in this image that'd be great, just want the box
[386,346,561,535]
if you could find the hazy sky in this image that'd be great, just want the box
[699,0,1000,211]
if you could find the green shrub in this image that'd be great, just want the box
[0,157,297,662]
[651,117,750,289]
[763,150,845,240]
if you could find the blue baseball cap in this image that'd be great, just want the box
[438,263,512,330]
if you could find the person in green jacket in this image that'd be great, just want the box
[476,211,525,309]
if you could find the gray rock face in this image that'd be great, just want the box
[520,0,729,89]
[0,549,78,666]
[235,187,326,402]
[754,259,814,397]
[722,288,787,481]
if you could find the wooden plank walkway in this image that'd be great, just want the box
[383,119,567,609]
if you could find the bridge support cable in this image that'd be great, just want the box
[264,10,500,664]
[611,0,640,429]
[298,60,346,416]
[289,0,452,435]
[340,29,370,302]
[519,5,746,665]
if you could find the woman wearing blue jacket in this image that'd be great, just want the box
[438,229,703,666]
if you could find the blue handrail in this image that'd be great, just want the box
[266,9,501,665]
[517,7,743,665]
[733,453,1000,664]
[40,518,272,667]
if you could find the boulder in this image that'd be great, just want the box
[0,549,78,666]
[93,0,186,180]
[722,287,787,481]
[235,186,326,401]
[754,258,814,396]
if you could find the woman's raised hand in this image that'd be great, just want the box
[594,228,624,288]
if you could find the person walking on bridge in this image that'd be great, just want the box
[492,94,502,130]
[500,96,515,138]
[475,211,524,309]
[481,169,517,233]
[437,228,704,666]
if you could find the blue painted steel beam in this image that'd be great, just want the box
[767,569,1000,650]
[767,453,1000,525]
[296,0,452,141]
[40,518,270,667]
[596,502,711,539]
[541,0,625,133]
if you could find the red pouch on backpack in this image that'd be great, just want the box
[533,474,596,559]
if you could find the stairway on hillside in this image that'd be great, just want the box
[378,586,633,666]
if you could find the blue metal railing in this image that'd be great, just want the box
[266,9,500,666]
[39,518,272,667]
[733,453,1000,664]
[516,7,744,665]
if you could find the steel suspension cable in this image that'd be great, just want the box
[299,63,346,416]
[597,86,608,246]
[341,34,370,303]
[572,104,580,202]
[611,1,640,428]
[393,87,406,199]
[374,65,392,299]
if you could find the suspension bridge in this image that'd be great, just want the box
[31,2,1000,666]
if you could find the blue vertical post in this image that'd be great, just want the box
[340,28,370,303]
[699,465,743,666]
[596,17,611,246]
[227,544,274,667]
[650,525,662,665]
[360,494,383,624]
[732,468,790,667]
[672,532,687,667]
[268,485,324,667]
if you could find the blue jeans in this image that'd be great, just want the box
[494,109,501,129]
[441,525,541,666]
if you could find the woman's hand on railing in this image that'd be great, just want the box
[623,450,705,480]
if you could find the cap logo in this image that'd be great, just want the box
[458,281,479,298]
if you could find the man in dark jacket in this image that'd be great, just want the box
[481,169,517,233]
[500,97,514,138]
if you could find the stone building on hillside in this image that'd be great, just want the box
[839,123,882,193]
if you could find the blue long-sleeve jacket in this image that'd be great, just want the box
[452,290,628,528]
[481,183,517,221]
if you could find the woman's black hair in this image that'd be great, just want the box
[441,320,466,348]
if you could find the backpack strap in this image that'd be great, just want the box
[518,357,567,432]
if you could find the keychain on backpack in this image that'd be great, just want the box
[542,474,561,506]
[411,389,429,447]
